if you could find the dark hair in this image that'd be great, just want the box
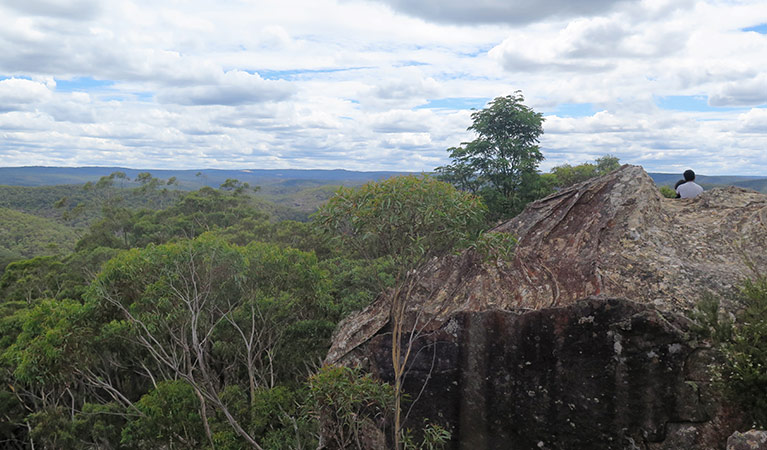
[683,169,695,181]
[674,179,685,189]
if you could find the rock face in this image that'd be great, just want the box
[727,430,767,450]
[368,298,737,449]
[326,166,767,449]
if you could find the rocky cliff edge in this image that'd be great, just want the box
[327,165,767,365]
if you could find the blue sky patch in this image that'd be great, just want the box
[134,92,154,102]
[657,95,709,111]
[460,46,494,58]
[546,103,596,118]
[742,24,767,34]
[415,97,490,110]
[103,92,154,102]
[0,75,32,81]
[256,67,371,80]
[56,77,114,92]
[397,60,429,67]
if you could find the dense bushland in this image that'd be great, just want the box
[1,173,484,449]
[0,94,637,448]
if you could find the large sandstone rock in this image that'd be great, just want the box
[325,165,766,449]
[727,430,767,450]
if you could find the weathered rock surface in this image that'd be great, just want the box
[368,298,739,449]
[727,430,767,450]
[325,165,766,449]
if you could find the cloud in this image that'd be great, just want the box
[157,70,294,106]
[0,0,766,175]
[358,68,442,110]
[489,12,688,75]
[366,109,436,133]
[367,0,637,25]
[1,0,100,20]
[0,111,56,131]
[381,132,432,148]
[43,92,96,123]
[738,108,767,133]
[709,74,767,107]
[0,78,52,112]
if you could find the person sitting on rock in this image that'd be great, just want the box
[673,179,685,199]
[676,169,704,199]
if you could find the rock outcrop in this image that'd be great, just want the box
[727,430,767,450]
[326,165,767,449]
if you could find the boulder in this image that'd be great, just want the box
[727,430,767,450]
[325,165,766,449]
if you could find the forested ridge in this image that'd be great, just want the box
[0,174,389,448]
[0,208,79,268]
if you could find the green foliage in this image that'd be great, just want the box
[547,154,621,190]
[0,207,78,262]
[0,247,119,304]
[469,231,518,263]
[74,402,129,448]
[320,256,396,318]
[3,298,87,386]
[217,218,334,258]
[436,92,545,219]
[659,185,678,198]
[82,235,333,445]
[313,174,487,266]
[689,294,733,344]
[122,380,206,449]
[309,365,395,449]
[719,277,767,427]
[695,278,767,427]
[220,178,257,194]
[0,168,505,448]
[594,155,621,174]
[26,406,79,449]
[76,186,270,251]
[0,256,66,303]
[26,403,128,450]
[401,421,451,450]
[248,386,316,449]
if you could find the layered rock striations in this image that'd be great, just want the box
[326,165,767,449]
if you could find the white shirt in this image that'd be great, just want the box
[677,181,704,199]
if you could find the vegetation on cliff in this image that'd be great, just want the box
[692,276,767,428]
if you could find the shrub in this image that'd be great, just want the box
[694,277,767,427]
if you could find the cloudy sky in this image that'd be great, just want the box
[1,0,766,175]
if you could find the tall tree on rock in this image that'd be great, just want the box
[437,91,544,219]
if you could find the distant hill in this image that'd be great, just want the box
[0,166,412,190]
[0,207,78,269]
[0,184,183,227]
[2,166,764,191]
[2,167,765,217]
[0,166,417,218]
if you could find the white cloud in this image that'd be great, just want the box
[1,0,101,20]
[157,70,294,106]
[710,74,767,107]
[0,78,52,111]
[0,0,766,174]
[738,108,767,133]
[366,0,638,25]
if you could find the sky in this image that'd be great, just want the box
[1,0,766,175]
